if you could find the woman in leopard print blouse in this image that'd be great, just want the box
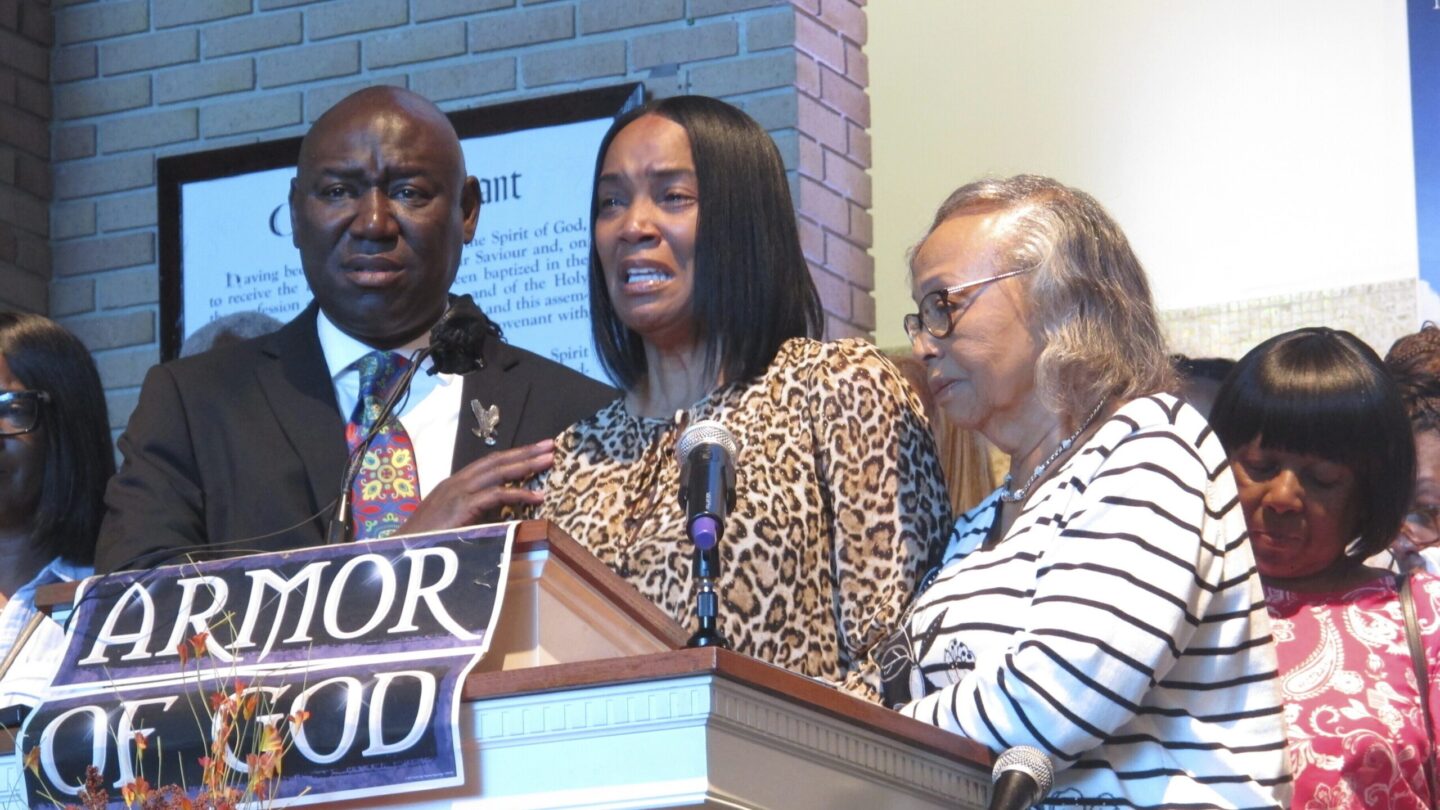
[534,96,952,701]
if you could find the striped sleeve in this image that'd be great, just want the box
[901,417,1221,763]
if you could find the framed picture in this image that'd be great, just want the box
[156,82,643,380]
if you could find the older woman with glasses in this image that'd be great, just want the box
[888,176,1290,807]
[0,313,113,710]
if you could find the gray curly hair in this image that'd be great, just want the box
[913,175,1175,420]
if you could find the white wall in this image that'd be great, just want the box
[869,1,1419,350]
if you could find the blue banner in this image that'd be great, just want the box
[17,523,515,808]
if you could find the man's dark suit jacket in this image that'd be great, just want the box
[95,304,616,573]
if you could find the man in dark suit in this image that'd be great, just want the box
[95,87,615,572]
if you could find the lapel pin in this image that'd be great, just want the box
[471,400,500,445]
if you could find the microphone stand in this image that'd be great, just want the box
[687,526,728,648]
[681,438,732,649]
[325,346,432,544]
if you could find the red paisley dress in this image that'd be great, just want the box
[1265,573,1440,809]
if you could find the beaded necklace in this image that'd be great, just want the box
[998,399,1106,504]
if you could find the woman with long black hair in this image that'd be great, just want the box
[0,312,113,708]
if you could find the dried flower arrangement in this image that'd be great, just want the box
[21,632,310,810]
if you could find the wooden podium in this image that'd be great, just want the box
[6,522,993,809]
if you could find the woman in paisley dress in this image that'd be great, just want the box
[1211,326,1440,809]
[533,96,952,700]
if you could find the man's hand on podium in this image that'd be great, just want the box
[399,439,554,534]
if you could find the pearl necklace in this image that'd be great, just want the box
[999,399,1107,504]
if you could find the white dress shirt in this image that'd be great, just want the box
[316,311,463,499]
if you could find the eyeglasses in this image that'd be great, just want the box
[1403,503,1440,549]
[0,390,50,436]
[903,267,1034,340]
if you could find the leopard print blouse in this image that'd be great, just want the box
[536,337,953,700]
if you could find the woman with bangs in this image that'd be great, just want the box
[1211,326,1440,809]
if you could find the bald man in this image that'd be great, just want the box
[97,88,614,572]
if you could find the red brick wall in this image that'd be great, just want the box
[794,0,871,338]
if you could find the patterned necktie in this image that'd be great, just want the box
[346,351,422,540]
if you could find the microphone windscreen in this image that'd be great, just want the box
[429,294,494,375]
[675,420,739,465]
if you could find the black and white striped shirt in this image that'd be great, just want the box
[901,395,1291,808]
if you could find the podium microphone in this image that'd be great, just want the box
[675,420,737,648]
[988,746,1054,810]
[325,296,494,544]
[676,420,737,552]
